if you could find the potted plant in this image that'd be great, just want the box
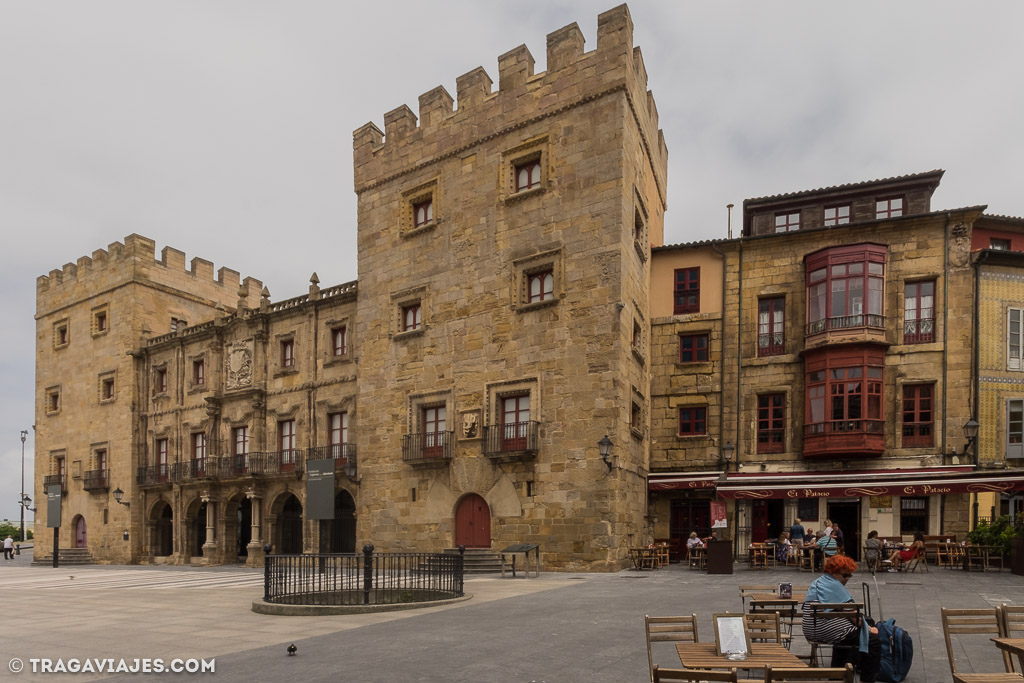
[969,514,1024,575]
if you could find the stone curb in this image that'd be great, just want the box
[251,593,473,616]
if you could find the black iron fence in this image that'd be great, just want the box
[82,469,109,491]
[264,544,465,606]
[402,432,454,464]
[482,421,539,456]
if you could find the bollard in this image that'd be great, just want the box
[362,544,374,605]
[263,544,273,602]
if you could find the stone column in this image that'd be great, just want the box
[200,492,217,565]
[245,487,263,568]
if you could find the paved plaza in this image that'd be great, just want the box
[2,548,1022,682]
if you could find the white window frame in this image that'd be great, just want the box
[1008,399,1024,459]
[1009,308,1024,370]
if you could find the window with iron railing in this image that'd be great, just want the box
[806,244,886,336]
[280,419,297,471]
[757,297,785,356]
[806,360,883,438]
[903,280,935,344]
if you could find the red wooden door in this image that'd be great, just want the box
[751,501,770,542]
[75,516,87,548]
[455,494,491,548]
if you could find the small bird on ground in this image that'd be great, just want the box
[287,644,297,656]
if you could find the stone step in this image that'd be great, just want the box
[443,547,503,574]
[31,548,95,566]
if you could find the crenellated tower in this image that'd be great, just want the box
[352,4,667,570]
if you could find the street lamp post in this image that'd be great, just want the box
[20,430,27,542]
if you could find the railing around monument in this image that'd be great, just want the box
[264,545,465,607]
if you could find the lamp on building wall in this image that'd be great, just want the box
[962,419,980,453]
[112,488,130,508]
[720,442,735,471]
[598,435,614,471]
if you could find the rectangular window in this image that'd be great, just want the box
[900,497,928,535]
[774,211,800,233]
[1010,309,1024,371]
[806,361,883,435]
[876,196,904,219]
[678,407,707,436]
[423,405,447,456]
[329,412,349,459]
[823,205,851,226]
[673,268,700,314]
[280,419,297,470]
[515,160,541,192]
[192,432,207,460]
[233,426,249,456]
[757,297,785,356]
[413,198,433,228]
[102,378,115,400]
[991,238,1012,251]
[797,499,819,521]
[902,384,934,448]
[679,334,709,363]
[632,320,642,351]
[95,311,107,332]
[528,270,554,303]
[55,323,69,347]
[281,339,295,367]
[631,401,642,433]
[501,395,530,450]
[757,394,786,454]
[332,326,347,356]
[1008,399,1024,459]
[156,438,169,481]
[402,304,422,332]
[171,317,187,333]
[155,368,168,394]
[95,449,107,471]
[193,359,205,385]
[903,280,935,344]
[47,389,60,413]
[805,245,886,333]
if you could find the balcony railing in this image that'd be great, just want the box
[402,432,454,465]
[482,421,539,461]
[248,450,306,476]
[803,419,885,457]
[43,474,66,492]
[901,423,934,448]
[83,469,109,491]
[136,464,170,486]
[757,333,785,357]
[903,318,935,344]
[307,444,357,478]
[806,314,886,336]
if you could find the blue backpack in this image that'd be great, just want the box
[876,618,913,682]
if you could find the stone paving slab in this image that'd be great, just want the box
[3,550,1023,682]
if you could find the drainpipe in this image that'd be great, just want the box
[942,213,950,464]
[710,242,727,469]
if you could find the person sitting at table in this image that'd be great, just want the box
[802,555,881,682]
[703,530,718,544]
[775,531,792,564]
[686,531,704,551]
[864,530,883,573]
[885,531,925,572]
[817,528,839,564]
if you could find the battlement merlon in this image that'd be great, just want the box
[37,233,263,311]
[352,4,667,205]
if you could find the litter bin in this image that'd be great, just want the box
[706,540,733,574]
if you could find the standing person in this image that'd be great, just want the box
[3,535,13,560]
[776,531,792,564]
[832,522,845,553]
[790,518,805,544]
[802,555,881,681]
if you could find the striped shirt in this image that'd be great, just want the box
[802,600,858,643]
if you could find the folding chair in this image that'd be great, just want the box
[902,546,928,573]
[935,542,955,568]
[652,666,738,682]
[646,614,699,683]
[999,605,1024,673]
[804,603,862,668]
[940,607,1022,682]
[765,664,853,682]
[862,545,881,574]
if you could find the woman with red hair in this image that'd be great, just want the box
[802,555,881,681]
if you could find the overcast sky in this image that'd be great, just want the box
[2,1,1023,525]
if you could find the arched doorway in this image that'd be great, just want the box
[236,498,252,558]
[329,490,356,553]
[455,494,491,548]
[154,502,173,557]
[73,515,87,548]
[194,502,207,557]
[280,494,303,554]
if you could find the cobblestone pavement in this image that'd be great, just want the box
[3,550,1022,682]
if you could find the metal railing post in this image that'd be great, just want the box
[457,544,465,596]
[362,543,374,605]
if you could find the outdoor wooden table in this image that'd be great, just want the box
[630,547,658,570]
[962,545,1001,571]
[991,637,1024,673]
[749,593,806,608]
[676,642,806,670]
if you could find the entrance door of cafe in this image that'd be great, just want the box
[827,500,861,561]
[670,499,711,548]
[751,499,785,543]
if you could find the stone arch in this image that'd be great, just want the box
[222,491,252,562]
[183,496,208,560]
[269,490,303,554]
[454,493,491,548]
[327,488,357,553]
[148,498,174,558]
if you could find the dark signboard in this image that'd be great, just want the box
[305,458,335,520]
[47,484,62,528]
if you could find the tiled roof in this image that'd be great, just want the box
[981,213,1024,223]
[743,169,945,205]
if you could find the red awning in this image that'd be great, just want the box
[648,471,722,491]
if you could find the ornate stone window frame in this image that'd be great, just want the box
[90,441,109,471]
[45,384,61,416]
[485,378,539,428]
[91,303,110,338]
[633,189,649,263]
[407,389,453,435]
[152,362,169,397]
[630,385,646,442]
[274,331,298,378]
[401,178,439,238]
[188,353,208,394]
[98,370,116,404]
[53,318,70,350]
[324,317,353,366]
[392,285,428,339]
[513,247,563,312]
[501,136,549,203]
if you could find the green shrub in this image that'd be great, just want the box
[968,514,1023,556]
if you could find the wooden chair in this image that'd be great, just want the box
[985,548,1007,573]
[902,545,928,573]
[646,614,699,683]
[749,544,769,570]
[935,542,955,568]
[940,607,1021,682]
[999,605,1024,673]
[804,603,862,668]
[798,547,817,572]
[739,585,776,611]
[862,545,882,573]
[765,664,853,682]
[964,545,988,572]
[652,665,738,682]
[689,546,707,571]
[745,611,782,644]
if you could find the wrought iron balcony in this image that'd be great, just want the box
[307,444,357,478]
[803,420,885,458]
[402,432,454,465]
[136,464,170,486]
[903,318,935,344]
[482,421,539,462]
[170,458,214,482]
[83,469,109,491]
[43,474,66,492]
[806,314,886,336]
[247,449,306,476]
